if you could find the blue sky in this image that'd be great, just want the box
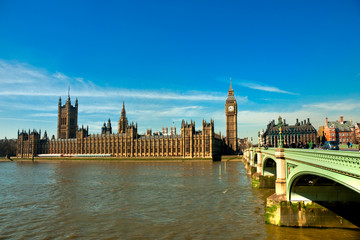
[1,0,360,142]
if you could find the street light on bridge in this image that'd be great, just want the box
[278,115,284,148]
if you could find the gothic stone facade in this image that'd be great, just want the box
[17,83,238,159]
[225,80,238,153]
[57,96,78,139]
[262,118,317,147]
[17,99,224,159]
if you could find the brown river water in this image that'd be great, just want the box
[0,161,359,240]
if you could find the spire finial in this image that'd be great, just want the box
[68,85,70,98]
[229,77,233,91]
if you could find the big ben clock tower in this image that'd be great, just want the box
[225,79,238,152]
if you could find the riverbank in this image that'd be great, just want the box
[2,155,242,163]
[221,155,243,161]
[0,155,242,162]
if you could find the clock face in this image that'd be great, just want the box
[228,106,234,112]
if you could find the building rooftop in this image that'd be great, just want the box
[327,120,354,131]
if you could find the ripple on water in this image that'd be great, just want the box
[0,161,359,239]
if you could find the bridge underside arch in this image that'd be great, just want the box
[289,174,360,202]
[262,157,276,176]
[289,172,360,227]
[253,153,257,166]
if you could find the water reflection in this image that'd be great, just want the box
[0,161,359,239]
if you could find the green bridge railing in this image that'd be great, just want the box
[284,149,360,177]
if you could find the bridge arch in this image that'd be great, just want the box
[288,170,360,202]
[262,156,276,176]
[253,153,258,166]
[288,170,360,227]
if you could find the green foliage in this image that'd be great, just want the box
[252,178,260,188]
[0,138,17,157]
[265,204,278,224]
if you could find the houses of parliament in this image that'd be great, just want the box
[17,83,238,159]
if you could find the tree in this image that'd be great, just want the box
[0,138,17,157]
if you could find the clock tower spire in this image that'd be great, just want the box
[225,78,238,153]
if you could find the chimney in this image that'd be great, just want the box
[325,117,328,127]
[307,118,310,124]
[296,119,299,125]
[340,116,344,124]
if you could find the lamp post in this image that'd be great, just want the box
[278,115,284,148]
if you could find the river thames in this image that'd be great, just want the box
[0,161,359,239]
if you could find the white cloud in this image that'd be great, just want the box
[53,72,70,81]
[230,78,298,95]
[1,60,359,142]
[303,102,360,111]
[0,117,53,123]
[29,113,58,117]
[132,106,205,118]
[0,59,238,102]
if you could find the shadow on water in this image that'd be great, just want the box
[315,201,360,228]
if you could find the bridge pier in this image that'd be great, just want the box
[265,195,358,228]
[243,148,256,175]
[248,148,257,175]
[252,147,276,188]
[275,148,286,195]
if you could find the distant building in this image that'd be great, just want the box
[225,79,238,153]
[57,95,78,139]
[318,126,324,138]
[262,118,317,147]
[355,123,360,143]
[324,116,356,144]
[238,137,249,151]
[17,99,223,159]
[170,126,176,136]
[17,82,239,159]
[101,119,112,135]
[162,127,168,136]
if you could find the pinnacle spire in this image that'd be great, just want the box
[229,77,233,91]
[227,77,234,97]
[118,100,128,134]
[66,85,71,104]
[121,101,126,114]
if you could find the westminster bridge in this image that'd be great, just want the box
[243,147,360,229]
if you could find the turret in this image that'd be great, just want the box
[118,101,128,134]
